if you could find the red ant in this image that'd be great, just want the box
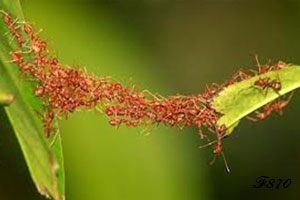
[202,84,222,101]
[199,125,230,173]
[231,68,252,83]
[252,56,290,75]
[273,61,291,70]
[9,51,23,65]
[253,77,282,96]
[270,92,294,115]
[248,92,294,122]
[1,11,24,47]
[109,118,122,127]
[1,10,12,24]
[251,55,274,75]
[28,37,47,55]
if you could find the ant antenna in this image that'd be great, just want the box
[255,55,261,68]
[209,155,216,166]
[0,10,8,15]
[286,91,295,103]
[199,139,217,149]
[208,152,231,173]
[198,134,227,149]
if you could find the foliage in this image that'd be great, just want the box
[0,0,64,199]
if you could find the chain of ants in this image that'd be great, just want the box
[1,11,294,168]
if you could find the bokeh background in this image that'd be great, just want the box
[1,0,300,199]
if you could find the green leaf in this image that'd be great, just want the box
[212,65,300,135]
[0,85,14,105]
[0,1,65,199]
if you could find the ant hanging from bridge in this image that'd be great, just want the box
[247,92,294,122]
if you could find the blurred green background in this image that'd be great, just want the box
[1,0,300,199]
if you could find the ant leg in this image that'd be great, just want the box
[208,151,230,172]
[249,69,258,76]
[198,134,227,149]
[267,65,275,72]
[239,71,251,80]
[286,91,295,103]
[95,106,106,116]
[274,73,282,96]
[9,35,16,44]
[141,122,159,137]
[198,129,210,141]
[50,124,60,148]
[0,10,8,15]
[278,91,295,116]
[21,50,32,54]
[13,25,21,30]
[177,123,185,130]
[33,28,43,37]
[246,115,258,122]
[3,30,11,36]
[5,59,17,64]
[209,155,217,166]
[195,109,205,120]
[142,89,161,101]
[278,108,284,116]
[252,85,265,97]
[211,83,221,88]
[221,151,231,173]
[264,87,269,97]
[16,20,27,25]
[23,39,31,47]
[247,109,264,122]
[272,88,281,97]
[241,84,264,96]
[139,124,152,137]
[209,152,231,173]
[255,54,261,68]
[208,127,216,134]
[199,139,217,149]
[232,68,242,80]
[10,17,19,26]
[141,129,153,137]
